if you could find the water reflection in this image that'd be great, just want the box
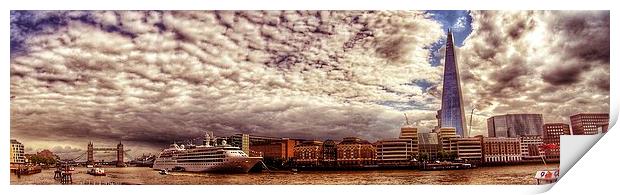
[11,163,558,185]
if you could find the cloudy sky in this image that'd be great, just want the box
[10,10,609,158]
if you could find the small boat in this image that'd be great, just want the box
[87,168,106,176]
[15,166,42,175]
[171,166,185,172]
[159,169,169,175]
[534,169,560,184]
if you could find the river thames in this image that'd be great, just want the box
[11,163,558,185]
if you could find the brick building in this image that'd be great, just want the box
[293,140,323,167]
[336,137,376,167]
[321,140,337,167]
[482,137,522,163]
[249,138,296,160]
[542,123,570,160]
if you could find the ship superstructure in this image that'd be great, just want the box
[153,132,263,173]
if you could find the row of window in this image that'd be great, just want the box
[176,159,225,162]
[177,155,225,160]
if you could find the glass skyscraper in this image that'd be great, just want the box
[440,30,468,137]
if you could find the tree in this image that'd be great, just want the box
[449,151,458,161]
[27,154,57,165]
[419,152,430,162]
[438,151,450,161]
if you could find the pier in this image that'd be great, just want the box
[54,164,74,184]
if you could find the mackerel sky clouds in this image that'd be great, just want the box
[10,11,609,157]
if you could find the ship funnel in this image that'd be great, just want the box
[203,131,215,146]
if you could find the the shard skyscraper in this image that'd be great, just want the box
[440,29,468,137]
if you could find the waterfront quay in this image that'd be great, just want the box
[11,163,558,185]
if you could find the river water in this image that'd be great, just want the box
[11,163,558,185]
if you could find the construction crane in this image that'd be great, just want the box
[469,108,475,137]
[404,113,410,125]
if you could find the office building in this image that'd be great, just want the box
[519,135,544,162]
[543,123,570,159]
[438,127,460,151]
[400,125,419,154]
[417,133,441,161]
[449,137,483,163]
[570,113,609,135]
[487,114,544,137]
[375,138,415,166]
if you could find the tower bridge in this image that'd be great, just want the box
[68,141,132,167]
[87,141,127,167]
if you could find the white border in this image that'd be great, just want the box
[2,1,617,195]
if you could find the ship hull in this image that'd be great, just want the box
[153,157,262,173]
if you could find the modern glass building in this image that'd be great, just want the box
[440,29,468,137]
[487,114,544,137]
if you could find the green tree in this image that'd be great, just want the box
[438,151,449,161]
[27,154,57,165]
[449,151,458,161]
[419,152,429,162]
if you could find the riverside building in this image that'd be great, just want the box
[570,113,609,135]
[249,138,296,160]
[487,114,544,138]
[543,123,570,160]
[400,125,419,154]
[375,138,415,166]
[519,135,545,162]
[438,127,460,152]
[482,137,522,164]
[449,136,483,163]
[336,137,376,167]
[10,139,25,164]
[293,140,323,167]
[321,140,337,167]
[417,133,441,161]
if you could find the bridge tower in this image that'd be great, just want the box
[116,141,124,167]
[87,141,94,165]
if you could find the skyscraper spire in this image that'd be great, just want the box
[440,29,468,137]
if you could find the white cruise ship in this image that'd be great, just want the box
[153,132,263,173]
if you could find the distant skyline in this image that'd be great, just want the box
[10,11,609,157]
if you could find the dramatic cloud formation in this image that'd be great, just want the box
[10,10,609,156]
[458,10,610,132]
[11,11,445,155]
